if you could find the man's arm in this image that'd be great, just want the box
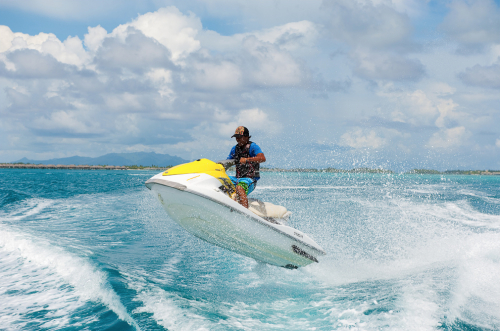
[240,153,266,164]
[227,146,236,160]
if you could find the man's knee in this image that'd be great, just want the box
[236,185,246,196]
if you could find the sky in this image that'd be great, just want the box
[0,0,499,171]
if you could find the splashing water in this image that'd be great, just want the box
[1,169,499,330]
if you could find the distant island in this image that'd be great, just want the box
[404,169,500,175]
[0,164,171,170]
[252,167,500,175]
[259,167,394,174]
[3,152,188,168]
[1,154,499,175]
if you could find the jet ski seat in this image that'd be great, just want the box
[248,199,292,222]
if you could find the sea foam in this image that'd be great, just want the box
[0,225,140,330]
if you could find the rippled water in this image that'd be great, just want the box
[1,169,499,330]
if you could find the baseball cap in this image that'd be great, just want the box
[231,126,249,138]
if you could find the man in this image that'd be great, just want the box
[227,126,266,208]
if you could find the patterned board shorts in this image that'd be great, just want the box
[228,176,257,195]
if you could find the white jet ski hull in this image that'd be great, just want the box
[146,172,325,268]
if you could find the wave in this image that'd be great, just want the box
[0,225,139,330]
[0,188,32,208]
[126,270,218,331]
[0,198,54,223]
[125,259,325,331]
[305,195,500,330]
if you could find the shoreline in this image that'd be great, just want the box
[0,164,167,171]
[1,163,499,175]
[259,168,500,175]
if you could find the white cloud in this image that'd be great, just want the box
[435,98,459,129]
[201,20,318,53]
[379,86,440,126]
[93,28,173,76]
[384,0,426,17]
[402,90,438,124]
[160,107,282,161]
[1,2,500,169]
[104,93,144,112]
[242,36,304,87]
[147,68,172,84]
[496,139,500,148]
[492,45,500,60]
[374,83,472,134]
[0,25,89,67]
[340,128,386,149]
[197,21,314,89]
[429,82,456,96]
[427,126,469,149]
[32,110,100,135]
[45,80,71,99]
[114,114,140,136]
[0,26,14,52]
[217,108,283,138]
[191,61,242,90]
[113,7,201,63]
[319,0,426,85]
[1,49,68,79]
[0,6,303,162]
[440,0,500,51]
[322,0,413,50]
[84,25,108,53]
[237,108,282,134]
[147,68,175,99]
[249,21,318,51]
[459,59,500,89]
[0,53,15,71]
[352,49,425,81]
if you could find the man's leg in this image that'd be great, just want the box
[236,185,248,208]
[230,177,254,209]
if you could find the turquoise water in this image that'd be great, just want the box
[1,169,499,330]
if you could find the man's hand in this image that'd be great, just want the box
[240,153,266,165]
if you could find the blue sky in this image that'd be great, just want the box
[1,0,499,170]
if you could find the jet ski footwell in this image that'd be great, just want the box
[145,160,326,268]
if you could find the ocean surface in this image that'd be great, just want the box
[1,169,499,331]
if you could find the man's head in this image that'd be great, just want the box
[231,126,250,146]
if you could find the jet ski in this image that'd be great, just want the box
[145,158,326,269]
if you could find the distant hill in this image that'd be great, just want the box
[15,152,189,167]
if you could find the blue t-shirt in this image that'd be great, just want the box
[227,142,263,180]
